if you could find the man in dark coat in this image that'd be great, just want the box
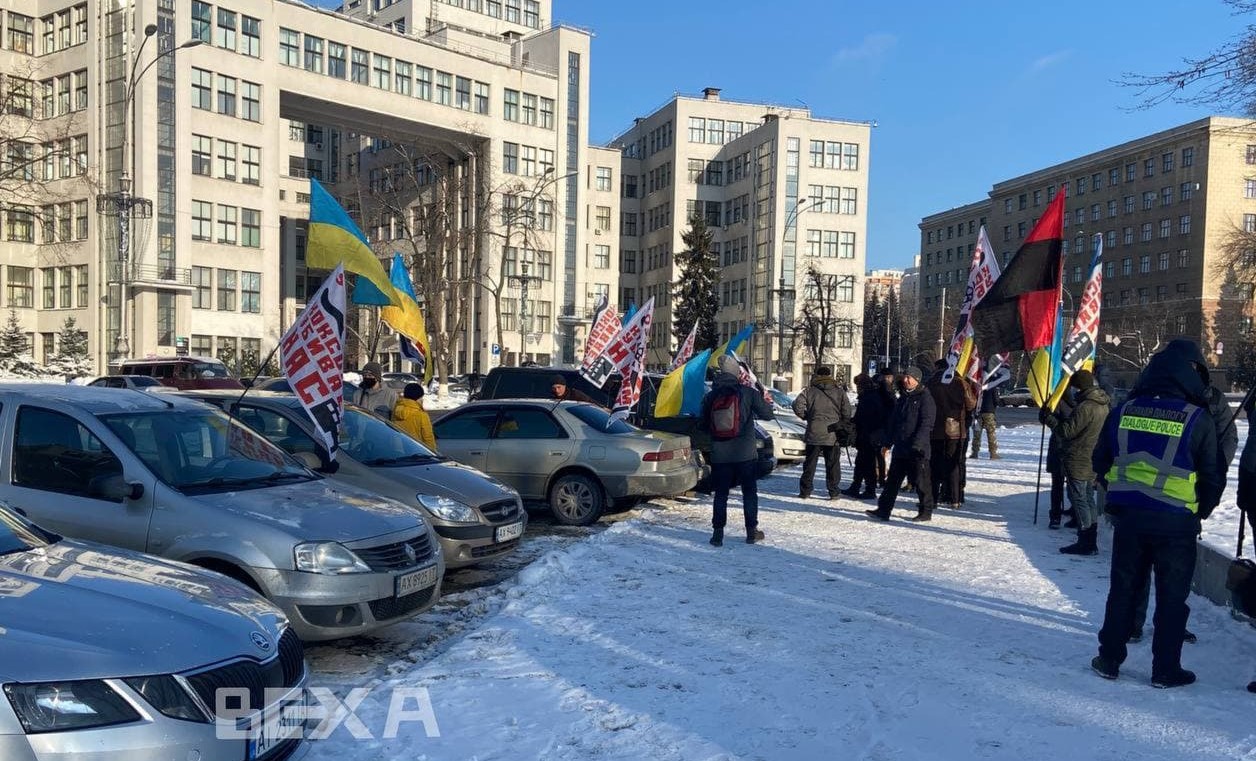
[701,355,775,546]
[927,360,969,509]
[1040,369,1110,555]
[1091,339,1223,688]
[867,366,936,522]
[845,374,887,499]
[551,375,597,404]
[792,366,853,500]
[876,368,898,487]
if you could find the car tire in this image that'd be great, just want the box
[549,472,606,526]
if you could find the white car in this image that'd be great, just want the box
[759,417,807,464]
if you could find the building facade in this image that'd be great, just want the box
[864,268,902,302]
[917,116,1256,382]
[0,0,608,375]
[917,200,986,361]
[609,88,872,389]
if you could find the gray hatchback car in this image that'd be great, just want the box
[187,391,527,568]
[0,385,443,641]
[0,506,308,761]
[433,400,700,525]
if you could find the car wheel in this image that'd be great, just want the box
[549,473,605,526]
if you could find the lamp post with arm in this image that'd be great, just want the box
[506,167,576,365]
[767,197,820,380]
[97,25,202,366]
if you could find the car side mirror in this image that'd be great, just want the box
[92,475,144,502]
[292,451,324,471]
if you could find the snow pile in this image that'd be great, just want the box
[304,424,1256,761]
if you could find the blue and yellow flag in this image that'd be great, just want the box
[381,254,433,384]
[308,178,397,306]
[656,349,713,418]
[707,324,754,369]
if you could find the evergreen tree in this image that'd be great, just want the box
[0,309,27,363]
[862,291,884,369]
[672,215,721,352]
[45,316,93,379]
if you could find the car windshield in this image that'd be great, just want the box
[0,507,52,557]
[565,403,637,434]
[101,409,313,494]
[192,361,230,379]
[130,376,162,387]
[341,407,439,466]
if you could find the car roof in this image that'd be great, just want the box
[120,355,223,365]
[181,389,373,414]
[0,384,210,414]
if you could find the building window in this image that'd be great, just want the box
[539,96,554,129]
[1144,158,1155,178]
[191,200,211,241]
[1121,257,1132,276]
[216,75,236,116]
[241,271,261,313]
[1161,186,1173,206]
[435,71,452,105]
[279,28,300,67]
[192,266,212,309]
[156,293,174,346]
[1105,230,1116,249]
[593,245,610,269]
[7,267,32,307]
[595,206,611,231]
[1180,214,1191,235]
[1246,214,1256,234]
[304,35,323,73]
[503,142,518,174]
[351,49,369,84]
[416,66,431,99]
[1178,249,1190,268]
[242,145,260,185]
[1140,222,1152,242]
[1140,255,1151,274]
[241,81,260,121]
[217,205,237,244]
[1158,219,1171,239]
[74,264,87,307]
[191,135,212,175]
[473,81,489,114]
[217,269,237,311]
[40,268,54,309]
[241,208,261,247]
[595,166,612,192]
[839,231,856,258]
[1181,182,1194,201]
[688,117,706,143]
[241,16,260,57]
[372,54,391,90]
[191,1,212,42]
[1246,179,1256,199]
[1159,251,1170,270]
[1142,191,1155,210]
[327,42,346,78]
[1163,152,1175,173]
[191,68,212,110]
[521,92,536,124]
[217,140,236,180]
[216,8,236,50]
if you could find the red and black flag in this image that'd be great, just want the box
[970,189,1065,355]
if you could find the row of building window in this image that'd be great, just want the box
[502,88,556,129]
[497,298,553,332]
[1001,148,1197,213]
[4,202,88,245]
[642,281,672,308]
[190,201,263,247]
[925,218,986,244]
[646,162,673,194]
[687,117,762,146]
[502,142,555,176]
[621,121,673,160]
[500,194,555,231]
[808,140,861,171]
[807,185,859,215]
[804,230,858,259]
[191,3,262,58]
[191,266,261,313]
[2,135,89,185]
[439,0,543,29]
[37,265,89,310]
[720,278,748,307]
[502,247,553,280]
[926,249,1192,288]
[191,68,262,121]
[717,236,750,268]
[1001,215,1193,244]
[2,6,88,56]
[191,135,262,185]
[646,202,672,233]
[190,335,265,367]
[36,69,89,119]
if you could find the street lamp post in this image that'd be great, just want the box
[503,167,575,366]
[768,198,819,380]
[96,25,201,366]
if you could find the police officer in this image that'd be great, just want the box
[1090,340,1223,689]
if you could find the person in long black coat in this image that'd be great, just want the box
[845,374,888,498]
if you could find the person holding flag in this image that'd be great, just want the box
[1039,370,1109,554]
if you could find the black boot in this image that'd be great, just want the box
[746,528,765,544]
[860,488,877,499]
[1151,668,1196,689]
[709,528,723,547]
[1060,525,1098,555]
[842,485,862,497]
[910,509,932,523]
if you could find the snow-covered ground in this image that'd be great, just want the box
[303,425,1256,761]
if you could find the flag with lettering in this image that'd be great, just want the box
[944,225,1001,383]
[581,294,619,373]
[580,298,654,388]
[280,264,347,460]
[670,321,699,372]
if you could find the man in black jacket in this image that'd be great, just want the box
[867,366,937,522]
[701,354,775,546]
[845,374,887,499]
[927,360,969,509]
[1091,339,1223,688]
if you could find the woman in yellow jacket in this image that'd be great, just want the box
[392,383,437,451]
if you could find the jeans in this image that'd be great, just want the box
[1097,523,1197,676]
[876,450,934,516]
[800,443,840,496]
[711,459,759,532]
[1066,477,1098,530]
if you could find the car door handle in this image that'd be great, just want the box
[469,450,485,456]
[549,451,564,456]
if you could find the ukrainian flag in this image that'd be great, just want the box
[707,324,754,368]
[656,349,713,418]
[307,178,397,306]
[381,254,433,384]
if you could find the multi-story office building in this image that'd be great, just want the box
[917,200,986,360]
[610,88,871,388]
[917,116,1256,381]
[0,0,601,374]
[864,268,903,302]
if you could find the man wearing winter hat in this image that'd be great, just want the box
[867,365,936,522]
[700,354,774,546]
[356,361,398,420]
[550,374,597,404]
[1039,368,1110,555]
[792,365,853,500]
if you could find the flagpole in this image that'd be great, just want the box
[1032,423,1046,525]
[234,341,282,412]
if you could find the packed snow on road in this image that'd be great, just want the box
[304,424,1256,761]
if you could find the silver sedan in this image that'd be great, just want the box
[0,507,308,761]
[433,401,701,525]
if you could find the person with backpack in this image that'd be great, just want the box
[792,366,853,500]
[700,354,775,546]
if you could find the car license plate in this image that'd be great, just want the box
[495,521,524,543]
[247,691,306,760]
[395,563,440,597]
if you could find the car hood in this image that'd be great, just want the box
[0,540,285,683]
[379,459,519,507]
[189,478,423,544]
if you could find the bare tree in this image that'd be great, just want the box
[1097,299,1189,369]
[795,265,861,381]
[1119,1,1256,114]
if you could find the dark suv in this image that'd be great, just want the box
[473,366,776,488]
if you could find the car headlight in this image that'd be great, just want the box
[4,680,140,734]
[294,542,371,574]
[417,494,477,523]
[123,676,207,723]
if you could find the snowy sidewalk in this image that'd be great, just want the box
[307,427,1256,761]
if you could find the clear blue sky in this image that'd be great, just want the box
[566,0,1243,271]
